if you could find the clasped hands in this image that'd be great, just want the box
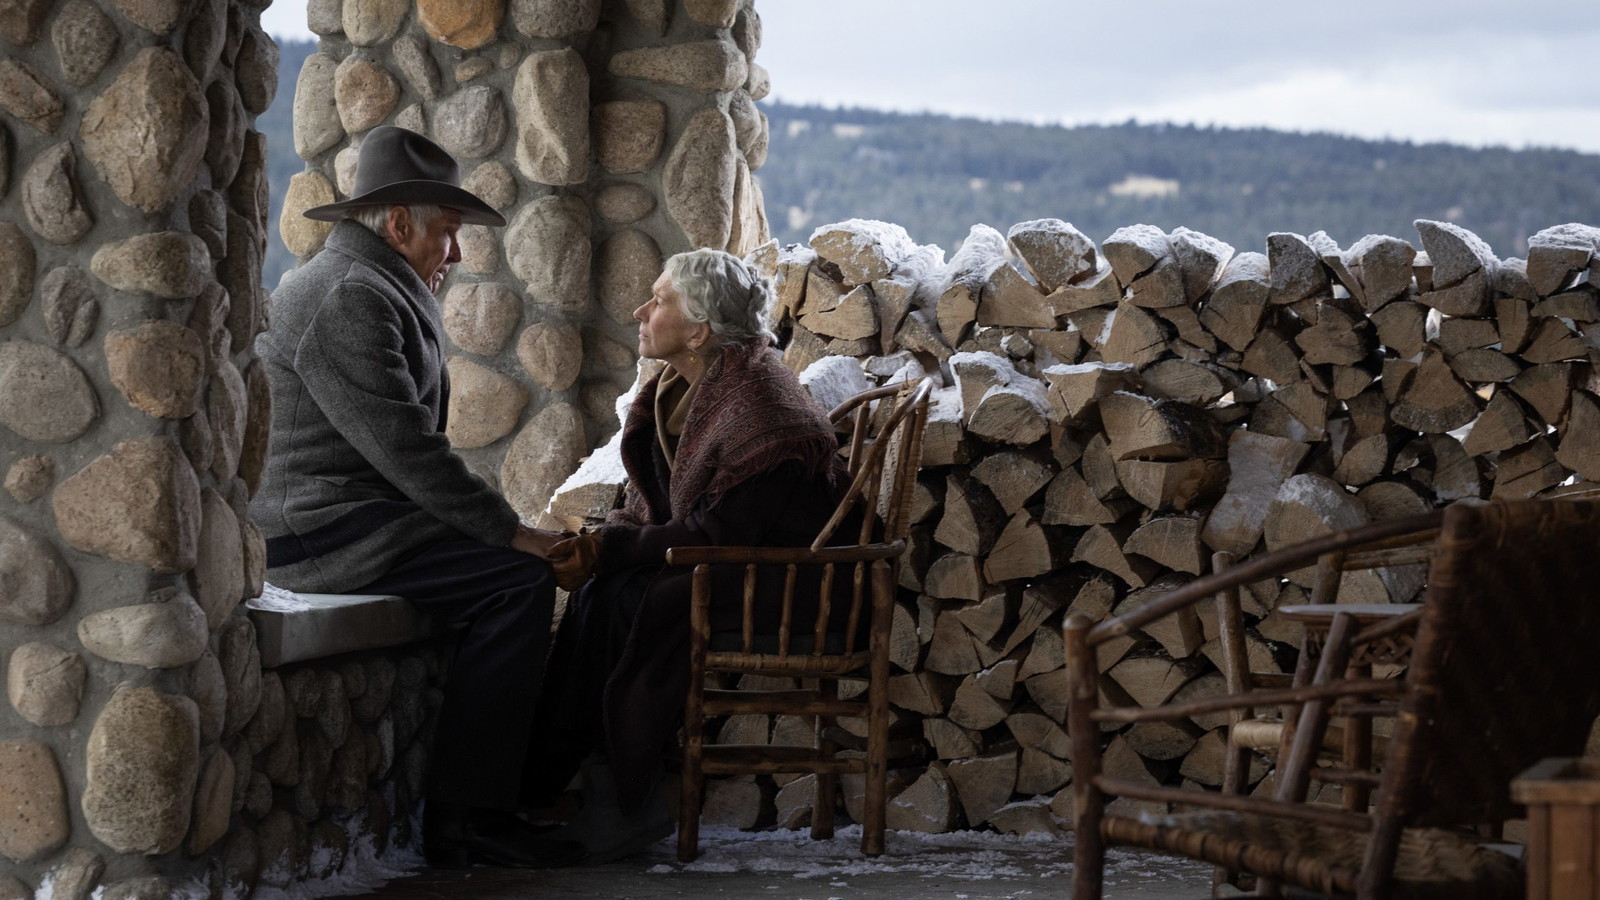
[511,524,599,591]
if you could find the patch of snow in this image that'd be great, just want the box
[942,225,1009,292]
[809,218,920,270]
[800,355,874,416]
[249,583,312,613]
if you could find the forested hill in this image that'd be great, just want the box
[757,102,1600,260]
[262,39,1600,284]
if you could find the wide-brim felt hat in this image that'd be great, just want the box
[302,125,506,226]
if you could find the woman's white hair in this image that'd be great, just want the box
[663,248,775,344]
[345,203,447,237]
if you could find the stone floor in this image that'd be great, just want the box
[342,826,1216,899]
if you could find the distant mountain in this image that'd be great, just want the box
[261,40,1600,286]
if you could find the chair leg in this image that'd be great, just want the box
[812,678,838,841]
[860,561,892,857]
[677,710,705,862]
[1066,616,1105,900]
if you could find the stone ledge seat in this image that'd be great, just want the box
[247,584,437,668]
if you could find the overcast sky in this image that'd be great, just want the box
[260,0,1600,154]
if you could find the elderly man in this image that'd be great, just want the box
[250,126,581,869]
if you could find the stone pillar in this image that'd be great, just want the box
[283,0,774,522]
[0,0,274,894]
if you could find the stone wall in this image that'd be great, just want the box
[279,0,772,523]
[0,0,282,895]
[555,216,1600,836]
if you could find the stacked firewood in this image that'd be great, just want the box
[548,217,1600,834]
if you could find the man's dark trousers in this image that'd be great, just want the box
[354,536,555,810]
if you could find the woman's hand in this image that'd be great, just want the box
[549,531,600,591]
[510,524,567,560]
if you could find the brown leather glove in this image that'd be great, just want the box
[549,531,600,592]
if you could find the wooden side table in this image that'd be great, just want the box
[1514,757,1600,900]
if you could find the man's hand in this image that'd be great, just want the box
[427,265,448,294]
[548,531,600,592]
[510,524,566,560]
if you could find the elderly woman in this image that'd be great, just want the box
[523,249,856,857]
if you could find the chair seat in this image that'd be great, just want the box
[1102,811,1522,899]
[708,631,850,655]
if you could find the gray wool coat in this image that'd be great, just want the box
[249,220,520,593]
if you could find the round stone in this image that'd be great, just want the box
[292,53,343,160]
[188,650,226,744]
[256,808,299,885]
[581,381,624,430]
[395,103,426,134]
[219,616,262,738]
[100,876,171,900]
[0,341,97,444]
[733,6,762,57]
[187,282,231,375]
[684,0,738,27]
[343,0,407,45]
[90,231,211,299]
[188,750,234,855]
[205,80,246,189]
[221,212,265,354]
[0,59,63,133]
[0,0,50,45]
[506,196,591,314]
[443,282,520,355]
[104,320,206,419]
[238,361,271,495]
[0,517,73,626]
[419,0,504,49]
[588,332,636,372]
[39,266,98,349]
[334,146,360,196]
[111,0,187,34]
[307,0,342,34]
[462,160,516,211]
[0,124,8,199]
[458,224,499,275]
[392,34,441,102]
[241,519,266,601]
[0,223,36,327]
[81,48,206,213]
[666,107,737,250]
[596,183,655,224]
[234,23,279,115]
[82,685,200,855]
[598,229,662,326]
[594,100,666,175]
[728,157,768,256]
[209,359,248,481]
[53,436,200,573]
[40,848,103,900]
[179,406,214,473]
[193,487,245,627]
[4,456,52,503]
[6,643,85,727]
[23,143,92,245]
[499,402,587,518]
[512,48,589,185]
[444,358,527,448]
[728,90,768,168]
[53,0,120,87]
[609,38,747,93]
[188,190,228,263]
[0,741,68,863]
[511,0,599,37]
[76,588,208,668]
[453,57,493,84]
[280,172,337,258]
[244,671,285,755]
[183,0,227,84]
[435,84,506,159]
[335,56,399,135]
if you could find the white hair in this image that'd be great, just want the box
[344,203,447,237]
[663,249,775,344]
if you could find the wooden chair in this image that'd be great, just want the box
[670,377,933,862]
[1066,499,1600,900]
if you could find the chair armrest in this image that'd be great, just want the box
[1089,678,1404,725]
[665,540,905,567]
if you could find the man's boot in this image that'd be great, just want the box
[549,757,674,864]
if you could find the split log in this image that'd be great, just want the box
[1168,671,1232,731]
[895,308,954,361]
[952,587,1013,647]
[885,763,959,833]
[1250,380,1330,443]
[1029,328,1083,366]
[1556,390,1600,481]
[774,773,817,829]
[934,472,1006,557]
[1099,392,1227,462]
[1100,302,1169,369]
[1007,218,1098,292]
[1006,712,1072,758]
[1520,318,1587,364]
[1024,668,1070,722]
[968,383,1051,446]
[948,678,1011,731]
[1295,300,1373,366]
[1124,515,1205,575]
[899,529,934,593]
[1537,291,1600,322]
[976,659,1019,701]
[1425,433,1486,502]
[1047,261,1122,317]
[1015,750,1073,796]
[890,601,922,672]
[1108,654,1208,708]
[1346,388,1391,438]
[1437,317,1500,355]
[1496,296,1533,354]
[1368,299,1428,358]
[1041,361,1140,423]
[803,265,845,316]
[925,608,983,674]
[1180,729,1268,787]
[1266,231,1331,305]
[1417,269,1491,316]
[1102,734,1161,786]
[909,474,946,526]
[1139,358,1235,406]
[1509,362,1577,425]
[802,283,878,340]
[1000,574,1076,655]
[1526,224,1600,296]
[1125,718,1203,761]
[1241,323,1304,384]
[1492,436,1565,500]
[923,553,983,601]
[1068,307,1113,352]
[716,714,770,746]
[1201,430,1310,556]
[1346,234,1417,309]
[1019,623,1064,681]
[872,275,918,341]
[889,671,958,716]
[971,450,1054,514]
[772,715,813,747]
[1199,632,1284,681]
[1114,575,1203,659]
[1042,466,1130,526]
[1330,364,1376,400]
[841,767,919,825]
[984,510,1068,583]
[921,385,969,466]
[782,323,830,374]
[1127,257,1187,309]
[1416,219,1496,288]
[1199,252,1270,351]
[946,749,1019,827]
[1073,524,1160,589]
[1170,226,1234,304]
[809,222,902,285]
[1390,348,1480,433]
[1462,389,1532,457]
[1308,230,1363,306]
[703,775,772,829]
[1263,472,1368,586]
[1102,224,1171,286]
[1331,433,1389,487]
[923,718,981,760]
[936,281,980,348]
[1113,458,1228,512]
[772,257,810,319]
[977,262,1055,328]
[1448,348,1519,383]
